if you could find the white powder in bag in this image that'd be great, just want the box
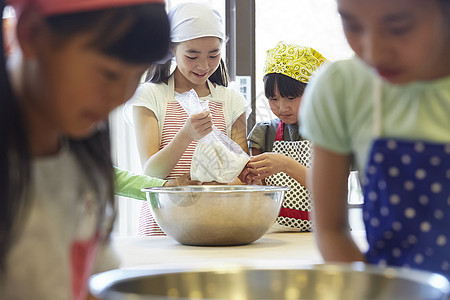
[191,141,249,183]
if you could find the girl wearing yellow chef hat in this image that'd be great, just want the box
[0,0,169,298]
[243,41,327,232]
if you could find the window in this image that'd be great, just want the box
[254,0,353,123]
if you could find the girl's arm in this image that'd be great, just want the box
[231,113,249,154]
[227,113,249,185]
[132,106,212,178]
[113,166,167,201]
[310,145,366,262]
[238,147,264,185]
[246,152,309,188]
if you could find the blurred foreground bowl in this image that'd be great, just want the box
[142,185,288,246]
[90,263,450,300]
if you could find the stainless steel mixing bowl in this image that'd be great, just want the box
[141,185,288,246]
[90,263,450,300]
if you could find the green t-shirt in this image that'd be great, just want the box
[114,166,167,201]
[300,57,450,176]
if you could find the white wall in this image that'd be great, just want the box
[254,0,354,122]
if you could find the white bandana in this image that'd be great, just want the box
[169,2,225,43]
[157,2,225,63]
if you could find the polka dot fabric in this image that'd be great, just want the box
[363,138,450,278]
[265,140,312,232]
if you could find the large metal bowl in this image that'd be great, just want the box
[142,185,288,246]
[90,263,450,300]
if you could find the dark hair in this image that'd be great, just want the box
[264,73,307,99]
[440,0,450,11]
[45,5,170,65]
[146,41,229,87]
[0,1,30,276]
[0,2,169,273]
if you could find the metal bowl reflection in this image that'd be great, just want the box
[90,263,450,300]
[141,185,288,246]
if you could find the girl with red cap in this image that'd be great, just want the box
[0,0,169,298]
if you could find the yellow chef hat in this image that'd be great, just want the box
[264,41,327,83]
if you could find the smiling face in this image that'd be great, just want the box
[23,27,148,139]
[172,37,222,88]
[338,0,450,84]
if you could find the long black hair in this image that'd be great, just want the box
[146,40,230,87]
[0,1,170,273]
[0,1,30,275]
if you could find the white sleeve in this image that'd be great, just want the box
[227,88,249,124]
[123,83,166,127]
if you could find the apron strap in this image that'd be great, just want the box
[206,80,217,98]
[275,120,284,141]
[373,77,383,137]
[168,74,175,100]
[169,74,216,100]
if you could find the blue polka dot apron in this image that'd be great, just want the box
[264,121,312,232]
[362,79,450,278]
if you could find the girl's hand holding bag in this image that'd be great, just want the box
[177,90,249,183]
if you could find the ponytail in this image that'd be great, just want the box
[146,59,171,83]
[208,58,229,87]
[0,1,31,274]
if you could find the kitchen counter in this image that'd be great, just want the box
[111,230,368,270]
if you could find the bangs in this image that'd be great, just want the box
[264,73,306,99]
[46,4,170,65]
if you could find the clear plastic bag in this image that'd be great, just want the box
[176,89,249,183]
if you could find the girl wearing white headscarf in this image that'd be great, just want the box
[126,2,249,236]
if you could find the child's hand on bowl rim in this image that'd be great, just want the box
[164,173,201,186]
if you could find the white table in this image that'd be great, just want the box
[111,231,368,270]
